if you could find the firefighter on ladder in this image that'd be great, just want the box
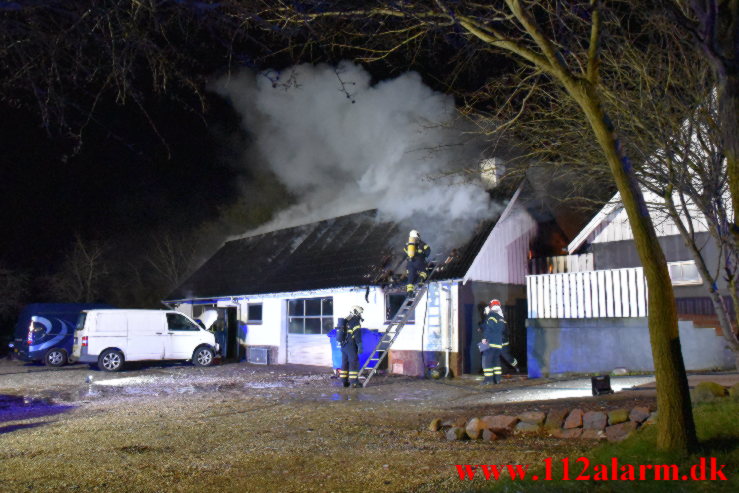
[480,299,519,384]
[404,230,430,293]
[339,306,364,388]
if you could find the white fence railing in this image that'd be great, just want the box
[526,267,648,319]
[528,253,594,275]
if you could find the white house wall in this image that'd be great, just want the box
[174,283,460,370]
[579,191,711,247]
[464,205,536,285]
[391,281,459,353]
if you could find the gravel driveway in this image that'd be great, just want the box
[0,359,658,492]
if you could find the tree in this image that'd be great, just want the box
[50,235,110,303]
[260,0,697,452]
[0,264,29,319]
[484,10,738,367]
[668,0,738,245]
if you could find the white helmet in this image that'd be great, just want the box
[350,305,364,316]
[409,229,420,239]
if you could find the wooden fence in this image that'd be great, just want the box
[526,267,648,319]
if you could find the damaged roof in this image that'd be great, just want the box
[166,209,496,301]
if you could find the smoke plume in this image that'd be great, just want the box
[213,61,503,252]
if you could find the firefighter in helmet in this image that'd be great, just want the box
[479,299,519,384]
[404,230,431,293]
[338,305,364,388]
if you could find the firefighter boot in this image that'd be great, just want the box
[492,374,501,384]
[482,377,494,385]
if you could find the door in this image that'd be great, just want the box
[164,312,202,359]
[126,312,165,360]
[215,307,239,361]
[286,298,333,366]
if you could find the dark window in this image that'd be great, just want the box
[247,304,263,324]
[288,297,334,335]
[386,293,414,323]
[167,313,200,331]
[288,299,303,316]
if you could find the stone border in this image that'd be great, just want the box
[431,381,737,442]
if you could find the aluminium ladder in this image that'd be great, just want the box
[358,261,441,387]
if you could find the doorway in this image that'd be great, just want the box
[215,307,240,361]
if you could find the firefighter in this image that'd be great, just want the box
[339,305,364,388]
[479,299,519,384]
[404,229,431,293]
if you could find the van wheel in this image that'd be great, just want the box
[192,347,214,367]
[99,349,124,372]
[45,349,67,367]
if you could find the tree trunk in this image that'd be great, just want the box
[569,80,697,452]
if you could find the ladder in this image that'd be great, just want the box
[358,262,441,387]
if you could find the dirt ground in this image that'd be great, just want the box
[0,359,700,492]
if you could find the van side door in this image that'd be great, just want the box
[126,312,166,360]
[165,313,202,359]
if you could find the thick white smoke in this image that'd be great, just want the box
[214,61,503,252]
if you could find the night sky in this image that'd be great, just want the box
[1,94,243,272]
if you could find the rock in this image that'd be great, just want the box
[518,411,546,425]
[563,408,584,429]
[481,415,519,434]
[581,429,606,440]
[730,383,739,401]
[428,418,442,431]
[607,409,629,425]
[515,421,541,433]
[551,428,583,439]
[482,429,500,441]
[605,421,638,442]
[465,418,486,440]
[691,381,727,403]
[583,411,607,431]
[611,367,629,376]
[543,409,569,430]
[644,411,658,425]
[628,406,651,424]
[446,427,468,441]
[442,417,468,428]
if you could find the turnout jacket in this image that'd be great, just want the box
[404,240,430,260]
[343,314,363,352]
[480,313,506,347]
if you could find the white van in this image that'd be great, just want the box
[71,309,219,372]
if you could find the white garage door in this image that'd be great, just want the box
[287,334,332,366]
[286,297,334,367]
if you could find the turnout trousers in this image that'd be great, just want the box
[340,343,359,385]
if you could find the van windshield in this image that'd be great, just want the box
[75,313,87,332]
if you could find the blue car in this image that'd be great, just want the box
[10,303,112,366]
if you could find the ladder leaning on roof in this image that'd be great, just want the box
[358,260,442,388]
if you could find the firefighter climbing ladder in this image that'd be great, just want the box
[358,262,441,387]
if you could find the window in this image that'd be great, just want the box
[386,293,414,323]
[167,313,201,331]
[668,261,703,286]
[247,304,263,324]
[192,304,216,319]
[288,297,333,334]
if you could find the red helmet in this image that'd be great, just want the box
[488,299,501,308]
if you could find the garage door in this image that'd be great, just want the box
[287,334,332,366]
[286,297,334,367]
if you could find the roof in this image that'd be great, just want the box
[166,209,497,301]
